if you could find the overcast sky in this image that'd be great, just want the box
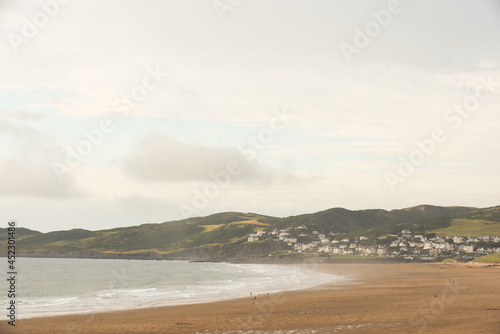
[1,0,499,232]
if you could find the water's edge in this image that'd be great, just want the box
[1,257,347,320]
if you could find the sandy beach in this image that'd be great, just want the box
[2,262,499,333]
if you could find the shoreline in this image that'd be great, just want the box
[4,253,474,263]
[2,260,346,321]
[2,263,500,333]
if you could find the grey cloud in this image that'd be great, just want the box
[121,133,309,185]
[0,150,81,198]
[122,133,265,182]
[0,113,81,198]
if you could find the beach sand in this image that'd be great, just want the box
[2,262,499,333]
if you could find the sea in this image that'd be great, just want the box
[0,257,343,319]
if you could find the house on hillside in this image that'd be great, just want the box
[319,245,332,253]
[356,245,366,253]
[278,232,290,240]
[478,235,491,242]
[256,230,266,236]
[248,235,259,242]
[445,243,455,251]
[364,247,376,255]
[377,247,388,255]
[475,247,486,254]
[429,248,442,255]
[460,245,474,253]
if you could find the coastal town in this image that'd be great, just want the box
[248,226,500,261]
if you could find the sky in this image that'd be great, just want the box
[1,0,499,232]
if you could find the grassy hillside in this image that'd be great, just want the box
[13,213,271,254]
[1,205,498,261]
[272,205,472,235]
[474,253,500,263]
[456,206,500,221]
[430,219,500,236]
[391,205,474,219]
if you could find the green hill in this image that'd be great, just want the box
[474,253,500,263]
[430,219,500,237]
[1,205,498,261]
[427,206,500,237]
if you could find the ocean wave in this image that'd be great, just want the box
[11,259,344,319]
[127,288,158,293]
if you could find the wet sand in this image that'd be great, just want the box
[2,262,499,333]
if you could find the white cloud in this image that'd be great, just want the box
[0,110,81,198]
[1,0,499,231]
[0,150,80,198]
[121,133,312,185]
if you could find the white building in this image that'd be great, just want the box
[377,247,388,255]
[248,235,259,242]
[278,232,290,240]
[364,247,376,255]
[460,245,474,253]
[319,245,332,253]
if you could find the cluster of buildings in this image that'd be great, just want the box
[248,226,500,260]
